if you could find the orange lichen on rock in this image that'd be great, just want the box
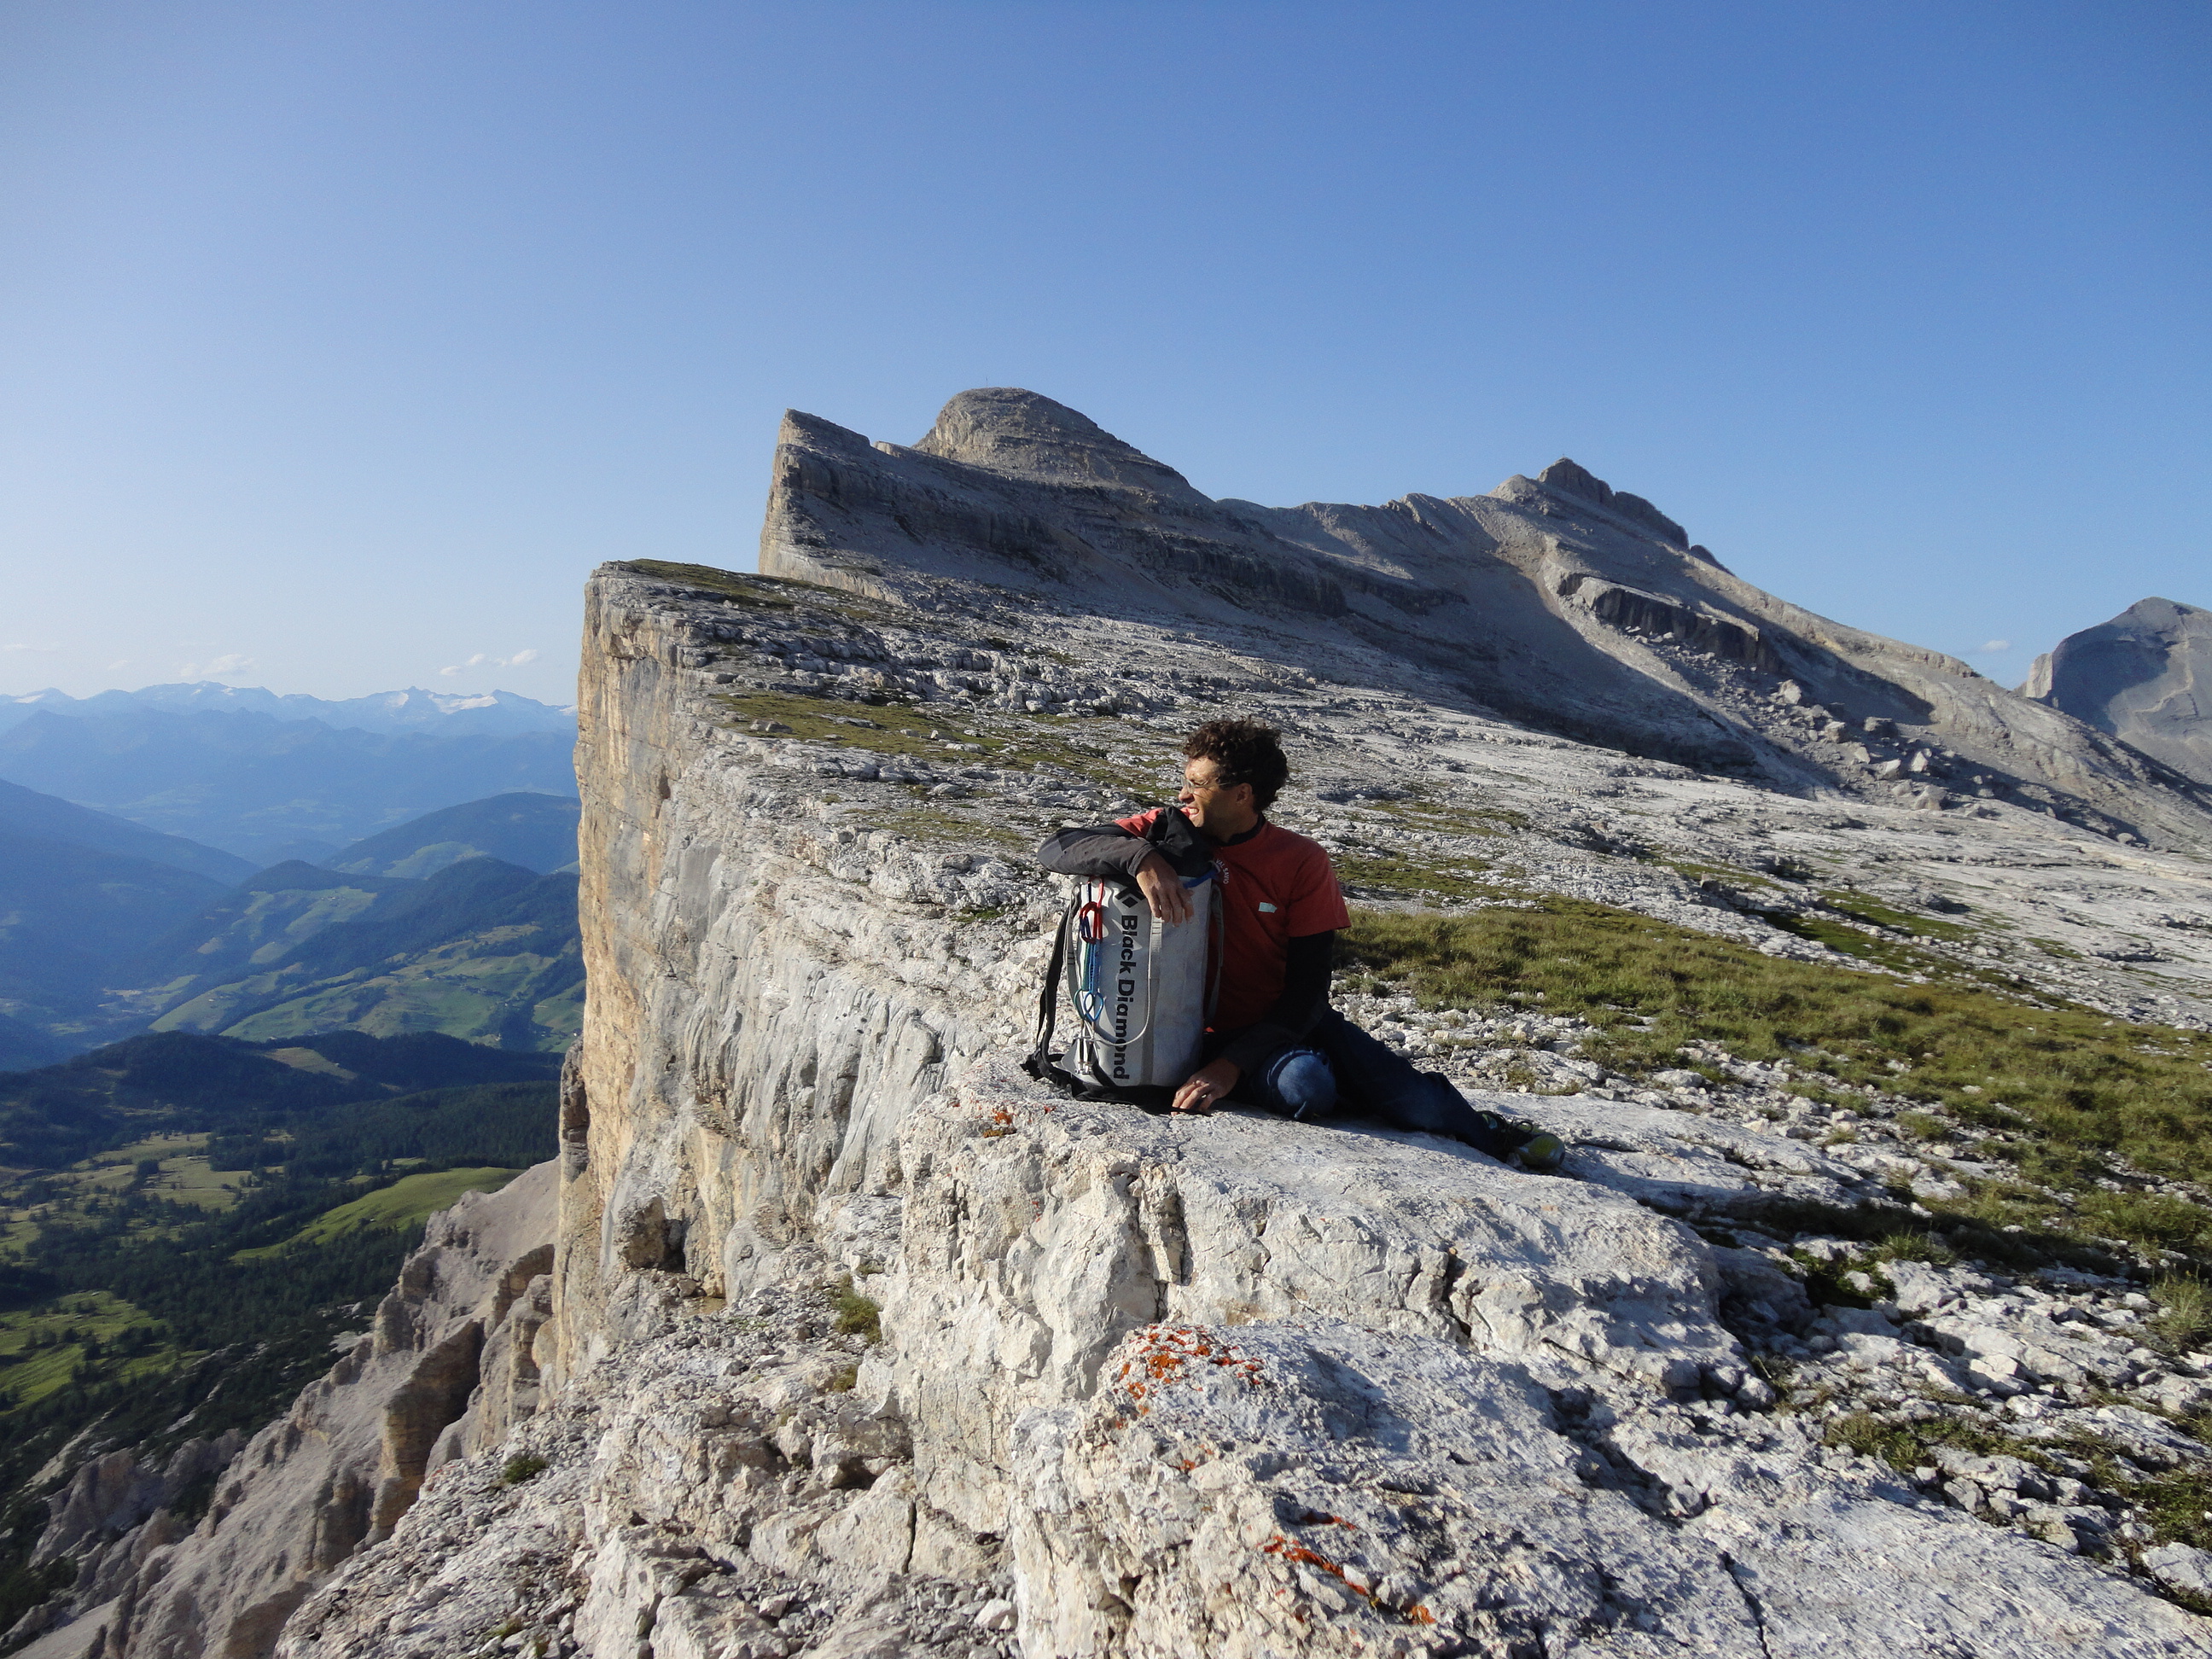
[1262,1535,1348,1578]
[1260,1533,1436,1627]
[1106,1325,1265,1417]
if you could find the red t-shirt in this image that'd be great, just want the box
[1115,810,1350,1030]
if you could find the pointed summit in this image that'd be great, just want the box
[912,388,1208,504]
[1535,457,1688,549]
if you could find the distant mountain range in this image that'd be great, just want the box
[0,777,255,884]
[131,852,582,1053]
[0,830,231,1067]
[324,790,579,877]
[0,701,576,863]
[0,682,573,737]
[0,786,580,1065]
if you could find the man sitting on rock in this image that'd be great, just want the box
[1037,718,1565,1172]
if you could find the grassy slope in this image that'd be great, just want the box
[150,887,583,1053]
[244,1167,521,1255]
[0,1291,175,1413]
[1341,900,2212,1263]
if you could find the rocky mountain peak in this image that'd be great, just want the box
[758,392,2212,844]
[2025,596,2211,786]
[910,387,1208,504]
[1534,456,1612,503]
[2122,596,2208,632]
[1534,456,1691,549]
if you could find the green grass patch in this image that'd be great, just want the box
[2069,1190,2212,1259]
[2151,1275,2212,1355]
[715,690,993,760]
[1350,794,1523,839]
[1338,899,2212,1262]
[236,1167,520,1258]
[1873,1229,1959,1268]
[1661,858,1787,893]
[974,716,1169,795]
[1333,852,1493,902]
[2123,1464,2212,1554]
[0,1292,176,1412]
[2050,1427,2212,1553]
[1825,1408,2057,1476]
[501,1452,548,1486]
[882,807,1026,853]
[830,1276,881,1342]
[1815,889,1976,943]
[622,559,893,618]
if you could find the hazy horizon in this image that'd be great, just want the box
[0,679,574,707]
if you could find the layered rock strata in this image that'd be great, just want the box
[763,388,2212,847]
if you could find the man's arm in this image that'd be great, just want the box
[1036,824,1193,923]
[1214,930,1336,1076]
[1036,824,1153,882]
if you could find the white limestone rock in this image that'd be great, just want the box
[1012,1320,2207,1656]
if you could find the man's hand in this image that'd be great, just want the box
[1135,852,1195,925]
[1173,1058,1240,1114]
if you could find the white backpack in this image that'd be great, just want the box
[1024,815,1222,1106]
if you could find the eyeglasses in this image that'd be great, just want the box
[1179,772,1239,794]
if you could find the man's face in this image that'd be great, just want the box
[1178,758,1257,836]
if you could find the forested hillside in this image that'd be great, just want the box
[0,1030,562,1633]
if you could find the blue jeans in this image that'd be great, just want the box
[1221,1009,1523,1158]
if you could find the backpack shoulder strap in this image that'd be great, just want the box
[1022,896,1077,1092]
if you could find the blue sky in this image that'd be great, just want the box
[3,2,2204,706]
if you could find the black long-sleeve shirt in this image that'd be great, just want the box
[1037,820,1336,1079]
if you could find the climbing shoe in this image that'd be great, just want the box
[1462,1108,1566,1171]
[1511,1132,1567,1173]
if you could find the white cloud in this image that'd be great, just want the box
[178,653,255,678]
[3,641,61,653]
[1976,639,2012,653]
[438,649,538,677]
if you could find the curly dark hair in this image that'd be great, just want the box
[1185,719,1291,812]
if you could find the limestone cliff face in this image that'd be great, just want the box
[551,570,1040,1386]
[486,555,2209,1656]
